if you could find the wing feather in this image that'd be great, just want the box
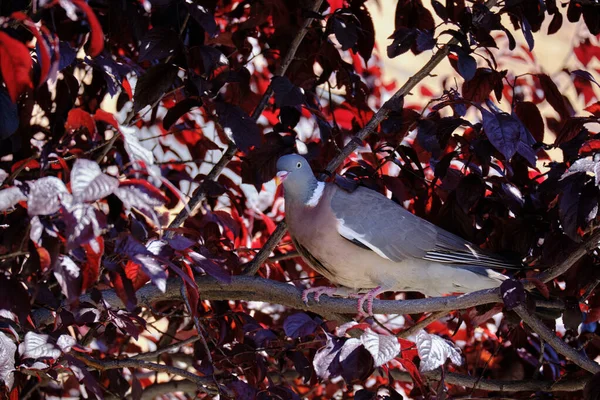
[331,185,519,270]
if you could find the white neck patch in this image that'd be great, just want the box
[305,182,325,207]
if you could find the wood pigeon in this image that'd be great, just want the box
[276,154,519,316]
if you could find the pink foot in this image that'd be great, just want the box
[355,286,384,316]
[302,286,340,304]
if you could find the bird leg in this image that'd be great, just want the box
[354,286,384,316]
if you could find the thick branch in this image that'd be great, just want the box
[513,304,600,374]
[33,276,503,326]
[72,353,226,396]
[165,0,325,238]
[391,369,587,392]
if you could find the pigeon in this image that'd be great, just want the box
[275,154,519,316]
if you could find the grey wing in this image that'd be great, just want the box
[330,186,519,270]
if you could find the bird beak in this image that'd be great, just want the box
[275,171,289,185]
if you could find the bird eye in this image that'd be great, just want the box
[296,162,302,169]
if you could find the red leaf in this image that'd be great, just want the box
[81,237,104,291]
[124,260,150,291]
[66,108,96,134]
[94,108,119,128]
[514,101,544,142]
[182,263,199,319]
[11,12,52,85]
[396,357,424,392]
[71,0,105,57]
[554,117,594,145]
[580,139,600,155]
[120,179,170,204]
[586,307,600,323]
[537,74,570,119]
[585,101,600,117]
[37,247,52,271]
[462,68,505,103]
[0,31,33,102]
[261,213,276,235]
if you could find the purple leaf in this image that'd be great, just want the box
[521,17,534,51]
[271,77,305,108]
[416,119,441,157]
[186,2,218,37]
[561,158,600,185]
[416,30,436,52]
[293,351,313,383]
[56,335,76,353]
[457,52,477,81]
[70,158,119,203]
[416,330,462,372]
[387,28,417,58]
[360,329,400,367]
[189,251,231,283]
[572,69,600,89]
[62,203,107,249]
[121,125,155,166]
[500,279,527,310]
[133,63,178,113]
[54,255,81,302]
[18,332,61,360]
[331,12,358,51]
[27,176,71,216]
[227,380,257,400]
[283,313,319,338]
[133,254,167,292]
[163,98,203,130]
[139,27,181,61]
[481,108,521,160]
[168,235,197,250]
[0,187,26,211]
[0,88,18,140]
[313,334,344,379]
[355,389,377,400]
[215,101,261,153]
[0,331,16,389]
[114,185,165,226]
[339,339,373,382]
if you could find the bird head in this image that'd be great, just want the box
[276,154,319,203]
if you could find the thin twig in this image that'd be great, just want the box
[0,251,29,261]
[133,336,200,360]
[72,353,227,396]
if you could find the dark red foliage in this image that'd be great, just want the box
[0,0,599,398]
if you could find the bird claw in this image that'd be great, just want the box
[355,286,383,317]
[302,287,340,304]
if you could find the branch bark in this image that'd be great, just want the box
[72,353,227,396]
[391,369,588,392]
[164,0,325,239]
[514,304,600,374]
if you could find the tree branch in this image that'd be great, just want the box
[513,304,600,374]
[164,0,325,239]
[390,369,588,392]
[132,336,200,360]
[71,353,228,396]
